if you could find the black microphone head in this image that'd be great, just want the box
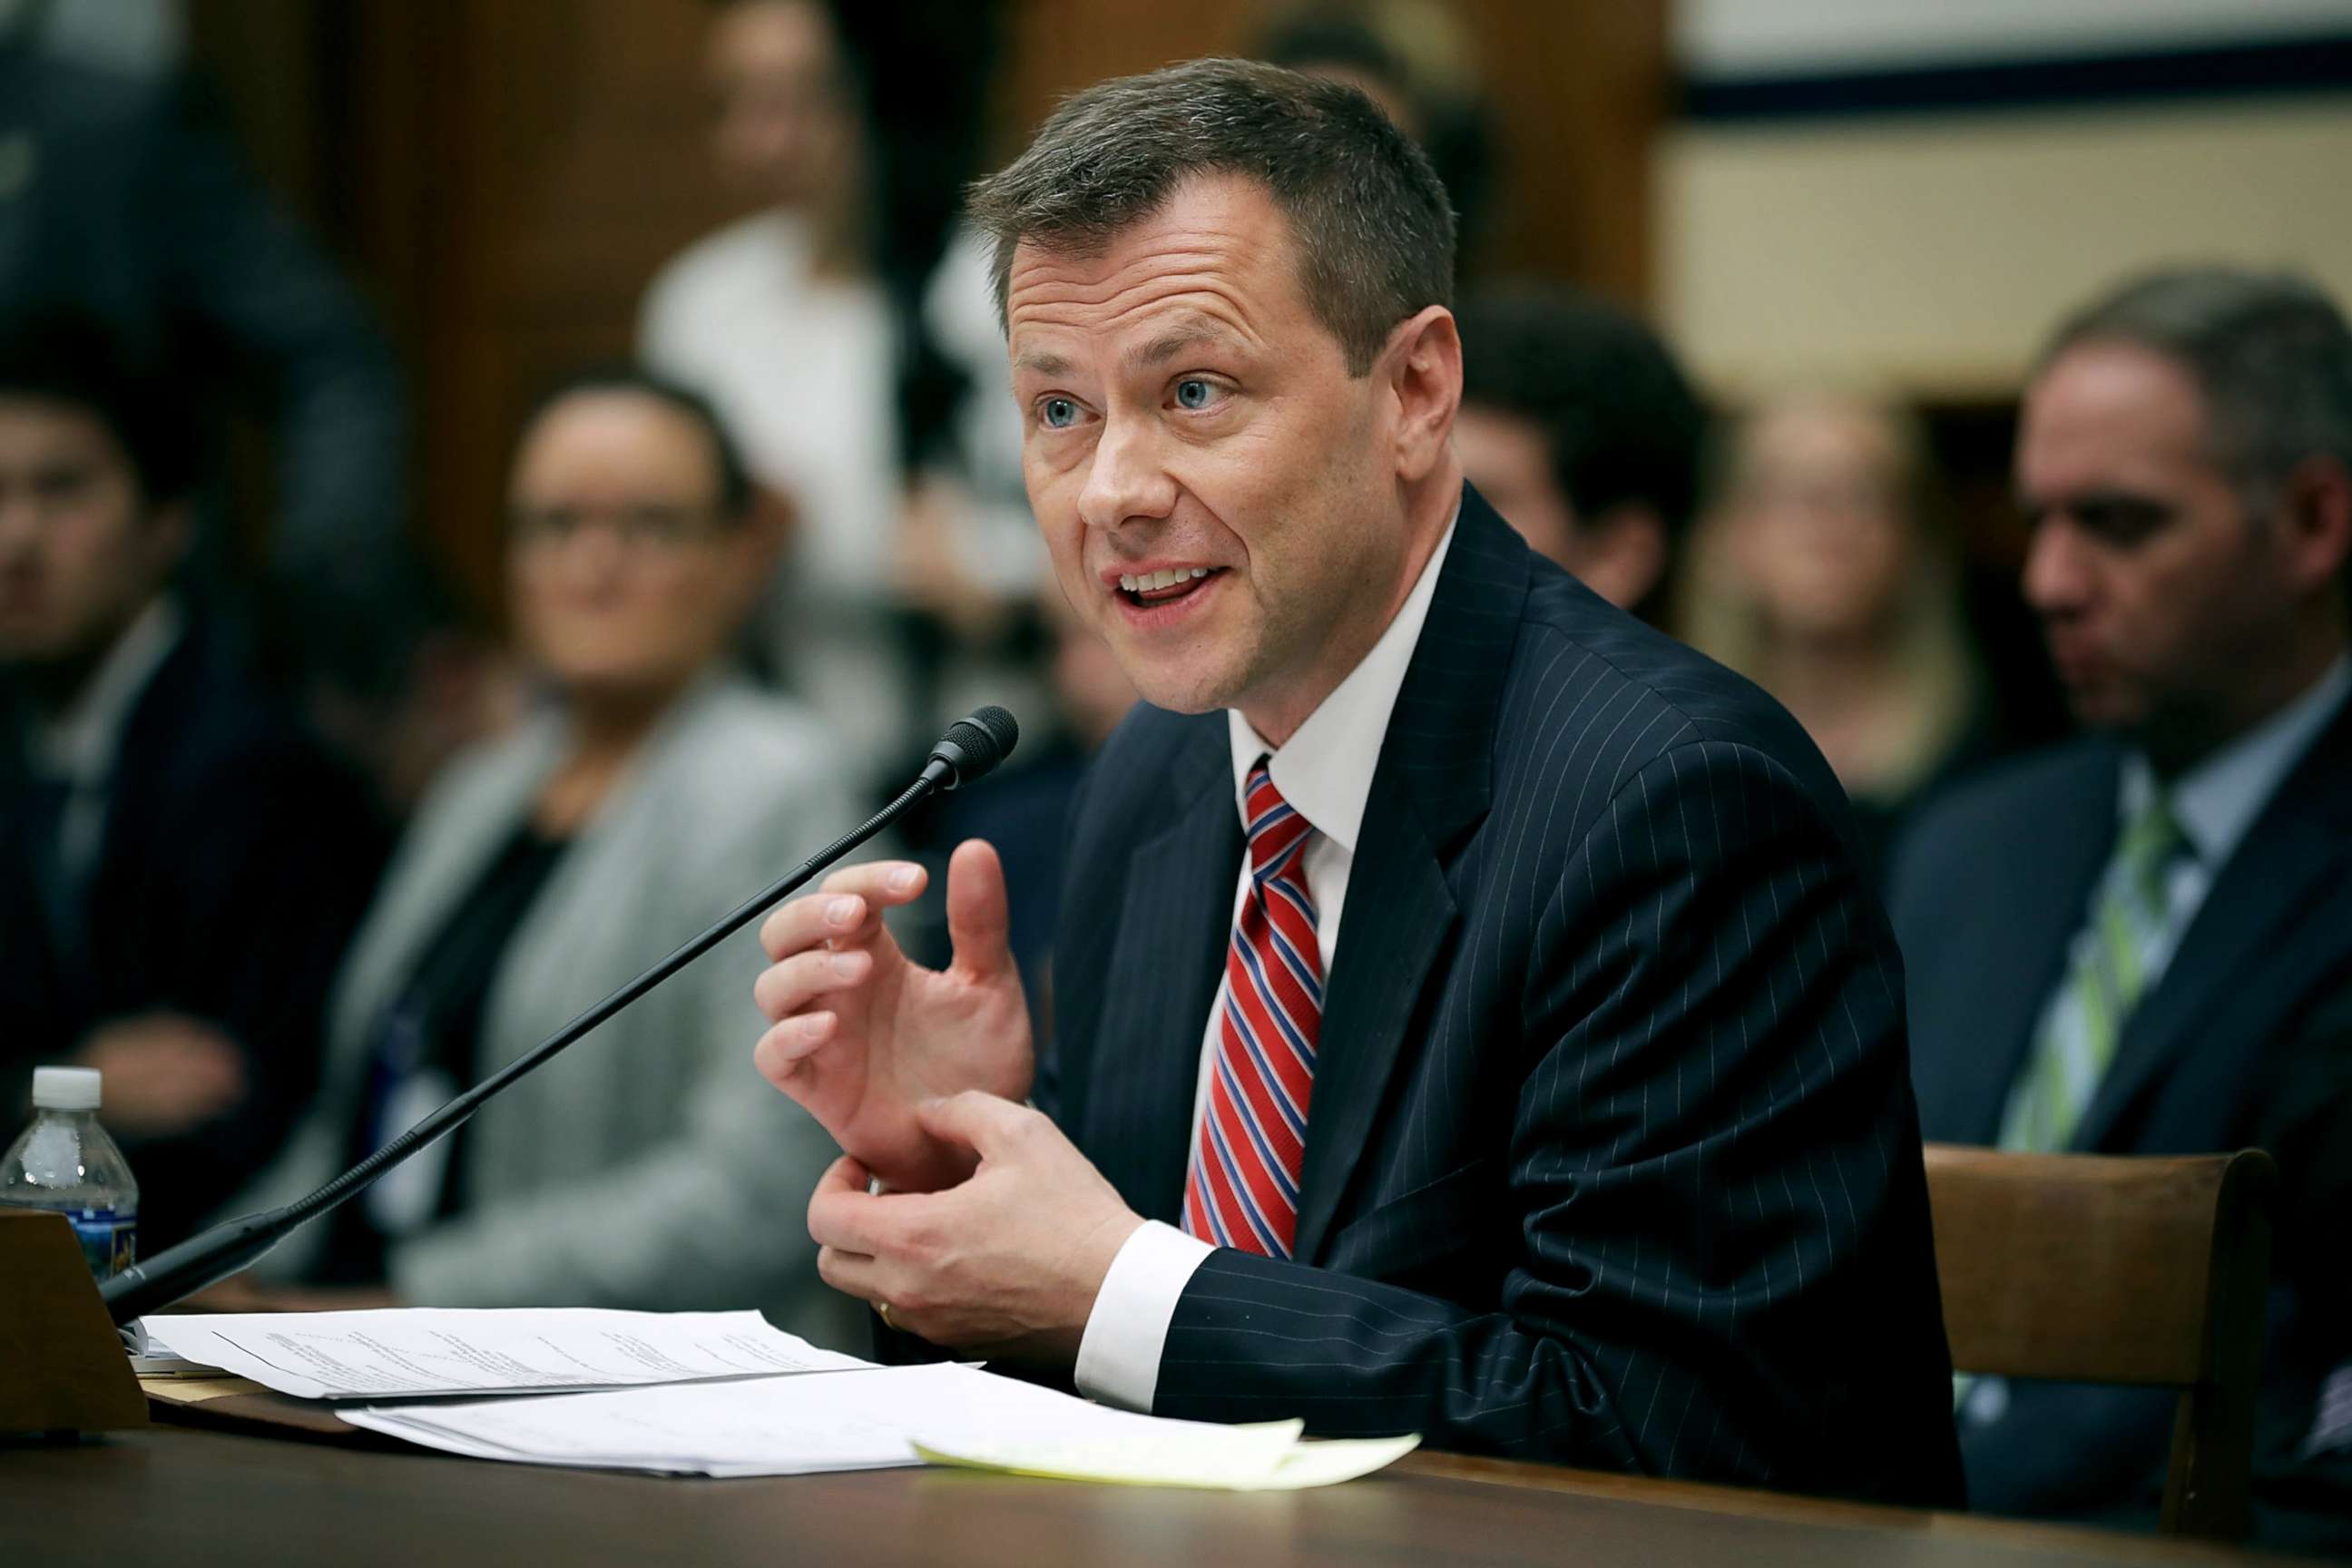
[928,706,1019,789]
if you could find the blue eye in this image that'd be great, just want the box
[1039,397,1080,430]
[1174,378,1217,410]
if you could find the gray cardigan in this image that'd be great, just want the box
[235,675,865,1351]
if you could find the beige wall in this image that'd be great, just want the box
[1654,96,2352,399]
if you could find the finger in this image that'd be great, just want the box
[815,859,928,908]
[812,1153,871,1200]
[944,840,1016,983]
[912,1090,1041,1162]
[808,1170,896,1254]
[757,887,871,962]
[816,1244,887,1305]
[752,1011,835,1083]
[751,946,872,1021]
[809,1177,948,1259]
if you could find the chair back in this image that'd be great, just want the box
[1922,1144,2276,1540]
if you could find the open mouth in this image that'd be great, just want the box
[1116,566,1222,609]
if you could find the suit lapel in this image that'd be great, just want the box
[1291,488,1525,1263]
[1080,722,1238,1223]
[1942,748,2121,1144]
[2073,701,2352,1151]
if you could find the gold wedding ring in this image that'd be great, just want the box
[877,1300,896,1329]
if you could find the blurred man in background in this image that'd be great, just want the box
[1890,269,2352,1544]
[0,309,385,1248]
[1452,286,1706,622]
[0,9,426,707]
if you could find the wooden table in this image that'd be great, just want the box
[0,1423,2304,1566]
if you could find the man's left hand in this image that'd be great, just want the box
[807,1092,1143,1366]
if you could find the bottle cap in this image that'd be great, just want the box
[32,1066,102,1112]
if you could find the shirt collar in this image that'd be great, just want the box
[34,595,183,787]
[1226,507,1459,855]
[2121,652,2352,867]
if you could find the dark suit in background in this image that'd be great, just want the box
[1044,493,1963,1506]
[0,620,386,1245]
[1891,700,2352,1542]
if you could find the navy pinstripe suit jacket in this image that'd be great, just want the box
[1044,487,1964,1506]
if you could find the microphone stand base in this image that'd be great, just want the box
[0,1210,148,1436]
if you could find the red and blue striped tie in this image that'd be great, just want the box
[1182,758,1322,1259]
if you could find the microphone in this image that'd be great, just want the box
[919,704,1019,791]
[100,707,1020,1326]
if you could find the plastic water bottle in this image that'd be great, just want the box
[1,1066,140,1279]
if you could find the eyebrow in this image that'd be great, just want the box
[1009,315,1250,380]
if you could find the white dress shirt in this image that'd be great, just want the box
[1073,515,1459,1413]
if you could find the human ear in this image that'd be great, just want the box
[1384,306,1463,485]
[2276,455,2352,597]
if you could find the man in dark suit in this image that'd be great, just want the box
[1888,269,2352,1544]
[0,311,386,1247]
[750,60,1961,1505]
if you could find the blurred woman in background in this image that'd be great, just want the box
[1681,390,1991,880]
[230,370,860,1348]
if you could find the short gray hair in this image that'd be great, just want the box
[965,57,1455,376]
[2041,267,2352,508]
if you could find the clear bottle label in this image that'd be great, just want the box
[64,1206,138,1279]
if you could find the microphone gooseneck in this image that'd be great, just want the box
[99,709,1022,1326]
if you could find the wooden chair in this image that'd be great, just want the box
[1921,1143,2277,1541]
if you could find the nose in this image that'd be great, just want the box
[2022,517,2093,619]
[543,518,632,593]
[1077,414,1178,536]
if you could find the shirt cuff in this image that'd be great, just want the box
[1073,1220,1215,1412]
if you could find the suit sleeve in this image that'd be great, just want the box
[1148,740,1950,1499]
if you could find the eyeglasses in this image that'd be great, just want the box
[507,504,732,554]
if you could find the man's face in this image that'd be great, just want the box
[0,397,181,668]
[2017,339,2299,753]
[1008,174,1413,730]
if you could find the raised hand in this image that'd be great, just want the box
[752,839,1033,1191]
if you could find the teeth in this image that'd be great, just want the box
[1117,568,1212,594]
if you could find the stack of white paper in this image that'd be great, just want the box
[141,1308,871,1401]
[341,1361,1418,1488]
[135,1307,1417,1489]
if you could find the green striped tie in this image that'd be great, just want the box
[1997,792,2189,1154]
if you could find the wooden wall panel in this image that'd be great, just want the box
[997,0,1667,299]
[190,0,1667,622]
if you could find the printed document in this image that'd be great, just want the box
[140,1308,871,1401]
[343,1361,1416,1487]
